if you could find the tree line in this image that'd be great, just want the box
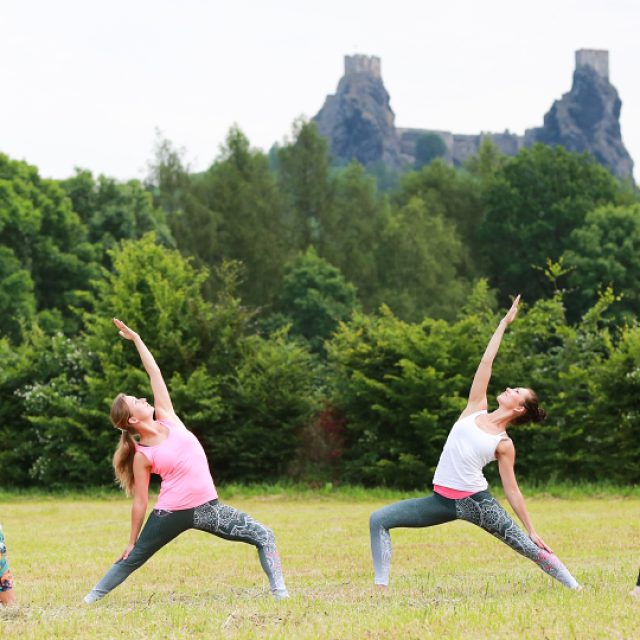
[1,120,639,489]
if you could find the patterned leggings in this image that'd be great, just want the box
[84,499,288,602]
[370,490,579,589]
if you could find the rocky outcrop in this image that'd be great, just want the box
[312,50,634,181]
[313,55,404,167]
[525,50,634,181]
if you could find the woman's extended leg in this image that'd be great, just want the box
[455,491,579,589]
[369,494,457,586]
[192,500,289,600]
[84,508,193,603]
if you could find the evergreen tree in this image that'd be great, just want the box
[61,169,174,257]
[464,138,507,181]
[0,153,98,330]
[479,144,621,302]
[0,247,35,342]
[375,197,470,320]
[321,162,387,308]
[398,159,484,274]
[274,247,359,353]
[277,119,334,249]
[563,203,640,321]
[414,132,447,169]
[171,127,291,306]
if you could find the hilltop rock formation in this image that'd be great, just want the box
[313,55,403,167]
[525,50,634,181]
[312,50,634,181]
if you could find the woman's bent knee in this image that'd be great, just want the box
[263,527,275,546]
[369,510,385,532]
[252,524,276,550]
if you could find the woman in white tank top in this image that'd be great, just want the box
[369,295,581,591]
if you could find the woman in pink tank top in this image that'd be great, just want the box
[84,319,289,604]
[370,296,581,591]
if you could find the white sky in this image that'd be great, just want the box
[1,0,638,181]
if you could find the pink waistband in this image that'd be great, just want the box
[433,484,476,499]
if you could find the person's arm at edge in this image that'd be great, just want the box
[496,439,553,553]
[120,453,151,560]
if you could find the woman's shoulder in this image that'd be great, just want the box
[133,446,154,464]
[456,407,488,422]
[156,413,187,430]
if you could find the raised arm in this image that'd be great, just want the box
[113,318,176,421]
[461,295,520,418]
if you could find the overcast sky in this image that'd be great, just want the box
[1,0,638,181]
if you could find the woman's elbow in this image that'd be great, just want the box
[132,495,148,511]
[503,486,522,503]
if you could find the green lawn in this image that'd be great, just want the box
[1,492,639,638]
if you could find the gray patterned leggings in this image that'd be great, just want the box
[84,499,288,602]
[370,490,579,589]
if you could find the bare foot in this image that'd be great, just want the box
[630,586,640,598]
[0,591,16,607]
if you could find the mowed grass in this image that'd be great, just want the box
[1,491,639,639]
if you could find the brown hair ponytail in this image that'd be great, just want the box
[111,393,137,496]
[511,389,547,427]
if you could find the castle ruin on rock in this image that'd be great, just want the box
[313,50,634,181]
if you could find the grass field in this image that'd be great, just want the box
[1,489,639,639]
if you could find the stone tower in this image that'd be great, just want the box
[344,54,381,78]
[311,50,634,180]
[313,53,402,167]
[526,49,633,181]
[575,49,609,80]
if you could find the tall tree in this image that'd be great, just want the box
[277,119,334,249]
[0,153,98,329]
[274,247,359,353]
[398,159,484,274]
[563,203,640,321]
[321,162,387,308]
[61,169,174,257]
[479,144,621,302]
[414,132,447,169]
[146,132,192,218]
[464,137,507,181]
[0,247,35,342]
[187,127,291,305]
[375,197,470,321]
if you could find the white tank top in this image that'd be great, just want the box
[432,410,507,492]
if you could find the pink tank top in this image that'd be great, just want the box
[135,419,218,510]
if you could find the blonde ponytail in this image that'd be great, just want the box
[110,393,137,496]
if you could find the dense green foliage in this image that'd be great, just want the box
[0,153,98,336]
[478,144,626,304]
[325,286,640,487]
[272,247,360,353]
[414,132,447,169]
[1,123,639,490]
[563,203,640,321]
[61,169,173,255]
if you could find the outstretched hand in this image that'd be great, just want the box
[119,543,136,561]
[113,318,139,341]
[529,531,553,554]
[502,294,521,325]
